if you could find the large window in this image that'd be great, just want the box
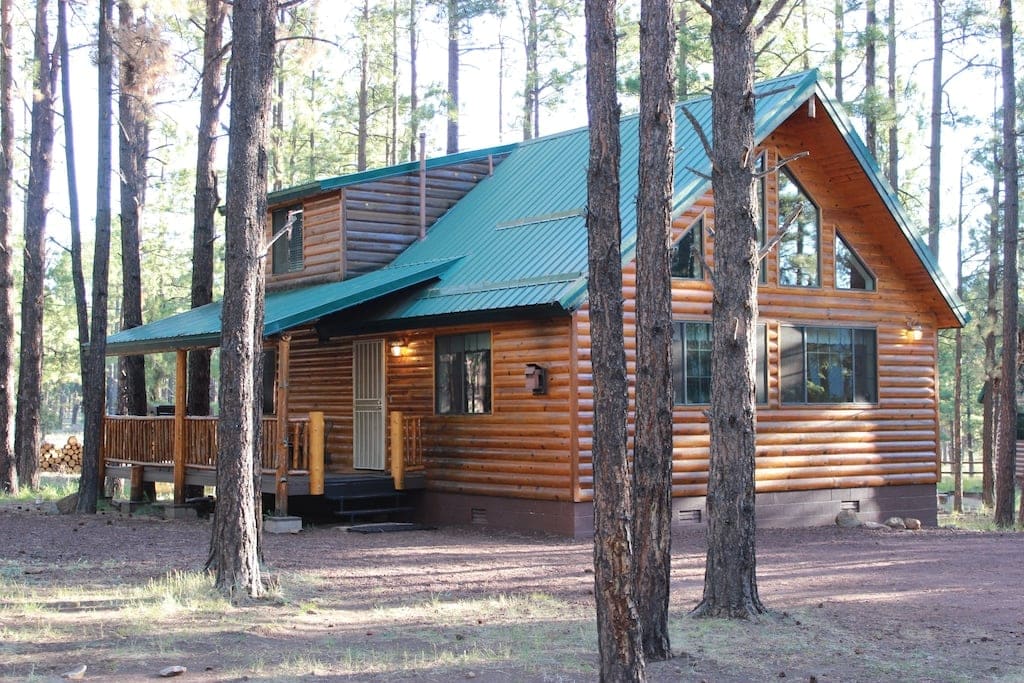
[777,168,820,287]
[781,326,877,403]
[756,153,767,284]
[835,232,875,291]
[435,332,491,414]
[671,217,704,280]
[272,205,303,274]
[672,322,766,405]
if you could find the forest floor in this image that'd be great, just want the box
[0,500,1022,682]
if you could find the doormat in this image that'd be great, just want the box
[346,522,434,534]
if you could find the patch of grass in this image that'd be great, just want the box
[0,473,80,503]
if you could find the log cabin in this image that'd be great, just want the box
[104,70,966,535]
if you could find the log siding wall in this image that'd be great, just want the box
[265,158,503,291]
[574,138,946,505]
[283,318,577,501]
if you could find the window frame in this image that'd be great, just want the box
[670,216,705,280]
[271,204,304,274]
[672,321,767,405]
[780,324,878,405]
[756,152,767,284]
[434,331,493,416]
[834,230,877,291]
[776,167,821,288]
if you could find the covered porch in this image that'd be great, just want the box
[102,263,451,515]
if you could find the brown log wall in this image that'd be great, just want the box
[284,318,577,500]
[574,139,947,503]
[265,158,504,291]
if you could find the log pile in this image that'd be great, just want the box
[39,436,83,473]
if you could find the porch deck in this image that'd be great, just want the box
[101,411,425,512]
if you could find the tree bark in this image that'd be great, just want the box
[885,0,898,189]
[408,0,418,161]
[952,165,965,513]
[58,0,87,381]
[14,0,57,491]
[117,0,149,417]
[446,0,459,153]
[0,0,15,494]
[357,0,369,171]
[187,0,226,418]
[585,0,644,679]
[833,0,844,102]
[994,0,1018,528]
[694,0,765,620]
[981,137,1000,509]
[207,0,275,599]
[633,0,675,662]
[79,0,115,513]
[927,0,942,259]
[521,0,538,141]
[864,0,877,158]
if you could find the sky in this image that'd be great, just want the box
[39,0,1010,290]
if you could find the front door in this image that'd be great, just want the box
[353,339,386,470]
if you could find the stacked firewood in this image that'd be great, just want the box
[39,436,83,473]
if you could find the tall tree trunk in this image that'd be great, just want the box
[952,164,965,513]
[676,0,688,99]
[58,0,87,379]
[446,0,459,153]
[994,0,1018,528]
[885,0,898,189]
[694,0,766,620]
[521,0,538,140]
[927,0,942,259]
[14,0,57,491]
[208,0,275,599]
[390,0,398,166]
[585,0,644,679]
[187,0,226,418]
[79,0,115,513]
[982,137,1000,509]
[864,0,877,158]
[409,0,418,161]
[357,0,369,171]
[117,0,148,417]
[633,0,674,662]
[833,0,844,102]
[0,0,15,494]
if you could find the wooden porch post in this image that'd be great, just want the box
[390,411,405,490]
[308,411,325,495]
[173,349,187,504]
[275,334,291,514]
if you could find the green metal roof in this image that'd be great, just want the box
[105,258,457,355]
[377,68,965,325]
[110,69,965,354]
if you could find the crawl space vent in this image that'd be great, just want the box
[840,500,860,512]
[470,508,488,525]
[678,509,702,524]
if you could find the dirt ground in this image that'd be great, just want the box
[0,503,1022,682]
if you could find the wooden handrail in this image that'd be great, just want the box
[103,414,320,474]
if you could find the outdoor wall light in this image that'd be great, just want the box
[906,320,924,341]
[390,339,406,357]
[525,363,547,395]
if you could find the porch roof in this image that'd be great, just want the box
[104,258,458,356]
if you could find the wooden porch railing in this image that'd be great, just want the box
[389,411,425,490]
[103,415,314,471]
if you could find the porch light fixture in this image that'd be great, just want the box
[390,339,405,357]
[906,320,923,342]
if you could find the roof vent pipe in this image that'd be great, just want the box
[419,132,427,241]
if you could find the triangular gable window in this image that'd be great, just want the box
[835,232,875,291]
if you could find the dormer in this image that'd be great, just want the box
[264,145,515,292]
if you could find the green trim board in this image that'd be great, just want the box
[105,258,458,356]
